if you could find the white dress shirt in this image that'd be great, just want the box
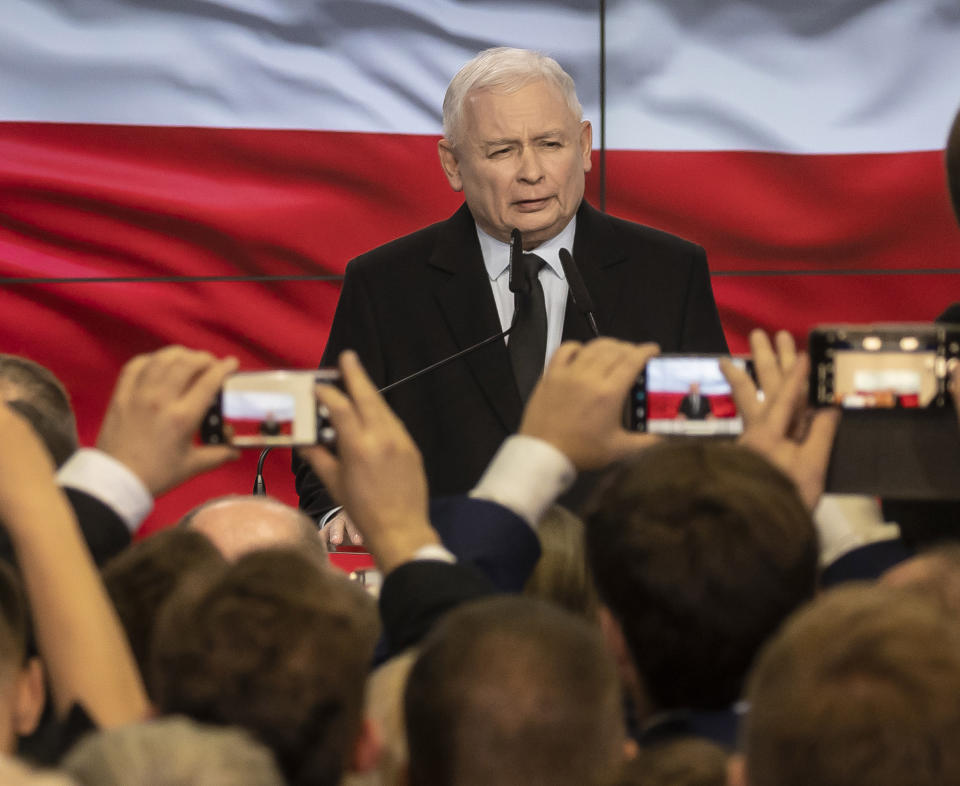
[476,218,575,368]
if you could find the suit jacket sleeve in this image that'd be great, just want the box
[293,260,388,520]
[430,496,541,592]
[378,559,498,657]
[0,487,131,570]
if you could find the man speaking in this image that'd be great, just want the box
[295,47,727,526]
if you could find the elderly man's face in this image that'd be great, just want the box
[438,79,592,250]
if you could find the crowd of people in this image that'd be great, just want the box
[0,321,957,785]
[0,50,958,786]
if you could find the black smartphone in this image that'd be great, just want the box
[808,324,960,409]
[629,354,754,436]
[200,369,342,447]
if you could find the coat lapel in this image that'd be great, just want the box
[428,205,523,433]
[563,201,628,341]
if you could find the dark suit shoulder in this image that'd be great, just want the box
[600,209,705,258]
[346,204,473,279]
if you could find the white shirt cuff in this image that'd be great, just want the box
[319,506,344,527]
[469,434,577,528]
[412,543,457,564]
[57,448,154,534]
[813,493,901,567]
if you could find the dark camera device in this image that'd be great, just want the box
[201,369,342,447]
[809,324,960,410]
[629,354,754,436]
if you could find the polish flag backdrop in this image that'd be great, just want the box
[3,0,960,530]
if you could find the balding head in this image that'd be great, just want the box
[181,495,326,562]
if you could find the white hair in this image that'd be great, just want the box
[442,47,584,146]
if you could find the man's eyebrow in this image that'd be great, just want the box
[481,130,566,147]
[481,138,519,148]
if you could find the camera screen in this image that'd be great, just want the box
[222,390,297,443]
[831,350,938,408]
[643,356,744,436]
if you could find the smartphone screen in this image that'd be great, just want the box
[201,369,340,447]
[631,355,749,436]
[809,325,959,409]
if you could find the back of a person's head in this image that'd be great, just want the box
[179,494,327,562]
[102,528,225,687]
[151,547,378,786]
[63,716,284,786]
[616,738,728,786]
[948,105,960,223]
[404,596,625,786]
[742,583,960,786]
[883,541,960,612]
[523,504,598,619]
[584,440,818,711]
[0,355,77,468]
[0,757,76,786]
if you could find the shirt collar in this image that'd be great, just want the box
[476,217,577,283]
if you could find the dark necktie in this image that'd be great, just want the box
[508,253,548,401]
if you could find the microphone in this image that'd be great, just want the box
[253,447,270,495]
[508,227,526,295]
[559,248,600,337]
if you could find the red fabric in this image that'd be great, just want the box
[2,123,957,531]
[647,393,737,420]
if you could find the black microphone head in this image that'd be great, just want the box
[509,228,524,294]
[559,247,596,313]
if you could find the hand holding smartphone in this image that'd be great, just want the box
[201,369,342,447]
[629,355,755,436]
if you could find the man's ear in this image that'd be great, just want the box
[727,753,749,786]
[579,120,593,173]
[437,139,464,192]
[349,716,382,775]
[14,657,45,737]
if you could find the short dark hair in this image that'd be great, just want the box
[151,547,379,786]
[744,583,960,786]
[948,106,960,223]
[615,737,728,786]
[0,561,28,673]
[584,440,818,711]
[102,528,225,690]
[0,355,78,468]
[404,596,625,786]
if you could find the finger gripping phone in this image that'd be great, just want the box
[200,369,342,447]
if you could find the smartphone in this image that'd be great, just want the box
[809,324,960,409]
[200,369,341,447]
[629,354,753,436]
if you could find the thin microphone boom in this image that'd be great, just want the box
[383,228,527,396]
[379,322,515,395]
[559,247,600,337]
